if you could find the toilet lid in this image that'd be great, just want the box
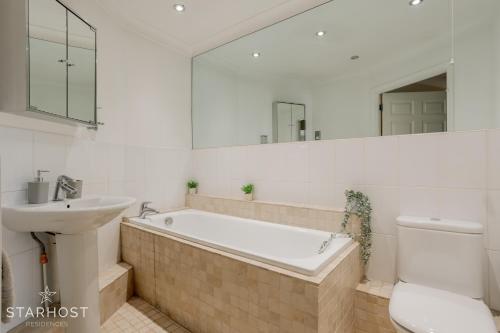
[389,282,496,333]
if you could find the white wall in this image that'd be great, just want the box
[193,16,500,144]
[309,19,500,140]
[494,19,500,128]
[311,35,453,140]
[454,21,498,131]
[0,1,191,331]
[191,129,500,311]
[192,59,313,148]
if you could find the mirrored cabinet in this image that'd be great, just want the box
[272,102,306,143]
[0,0,97,127]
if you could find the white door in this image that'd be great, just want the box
[382,91,447,135]
[291,104,305,141]
[276,103,292,143]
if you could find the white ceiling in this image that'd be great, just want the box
[194,0,500,82]
[96,0,330,55]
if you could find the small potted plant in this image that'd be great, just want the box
[241,183,254,201]
[187,179,199,195]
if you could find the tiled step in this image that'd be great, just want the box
[99,262,134,324]
[355,280,396,333]
[7,263,134,333]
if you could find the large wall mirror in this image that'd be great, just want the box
[192,0,500,149]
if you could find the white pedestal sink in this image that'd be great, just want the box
[2,196,135,333]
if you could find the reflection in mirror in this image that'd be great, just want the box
[68,13,96,123]
[273,102,306,143]
[29,0,67,117]
[192,0,500,149]
[454,0,500,131]
[28,0,96,124]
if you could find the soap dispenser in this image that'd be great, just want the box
[28,170,50,204]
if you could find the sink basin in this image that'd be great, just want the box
[2,195,136,332]
[2,196,136,234]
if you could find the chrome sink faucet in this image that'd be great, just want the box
[53,175,77,201]
[139,201,160,219]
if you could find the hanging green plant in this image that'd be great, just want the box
[341,189,372,265]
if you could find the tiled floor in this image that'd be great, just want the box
[101,297,190,333]
[7,297,189,333]
[6,297,500,332]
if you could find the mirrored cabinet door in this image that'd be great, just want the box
[27,0,96,125]
[67,13,96,124]
[28,0,67,117]
[273,102,306,143]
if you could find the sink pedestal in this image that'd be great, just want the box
[2,196,136,332]
[56,230,100,333]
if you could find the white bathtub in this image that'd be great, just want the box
[128,209,353,276]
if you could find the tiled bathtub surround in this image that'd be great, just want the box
[354,281,395,333]
[186,194,351,233]
[121,223,363,333]
[191,129,500,310]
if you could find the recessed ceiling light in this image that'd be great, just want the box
[173,4,185,12]
[350,55,360,60]
[315,31,326,37]
[409,0,423,6]
[252,52,261,58]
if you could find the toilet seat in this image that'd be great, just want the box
[389,282,496,333]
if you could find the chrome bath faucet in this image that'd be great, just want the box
[139,201,160,218]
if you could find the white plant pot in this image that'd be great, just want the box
[188,188,197,195]
[244,193,253,201]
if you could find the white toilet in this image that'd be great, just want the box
[389,216,497,333]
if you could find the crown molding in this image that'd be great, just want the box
[95,0,331,57]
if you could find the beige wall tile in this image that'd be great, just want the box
[354,281,396,333]
[121,223,362,333]
[186,194,350,234]
[99,262,134,324]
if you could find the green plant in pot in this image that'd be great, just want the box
[241,183,254,201]
[187,179,199,195]
[341,189,372,266]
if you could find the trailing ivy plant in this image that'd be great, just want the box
[341,190,372,265]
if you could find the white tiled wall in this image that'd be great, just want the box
[191,129,500,310]
[1,0,192,329]
[0,126,191,331]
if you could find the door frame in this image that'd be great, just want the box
[370,61,455,135]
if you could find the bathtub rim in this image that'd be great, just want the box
[121,216,360,285]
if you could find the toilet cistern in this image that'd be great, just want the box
[388,216,496,333]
